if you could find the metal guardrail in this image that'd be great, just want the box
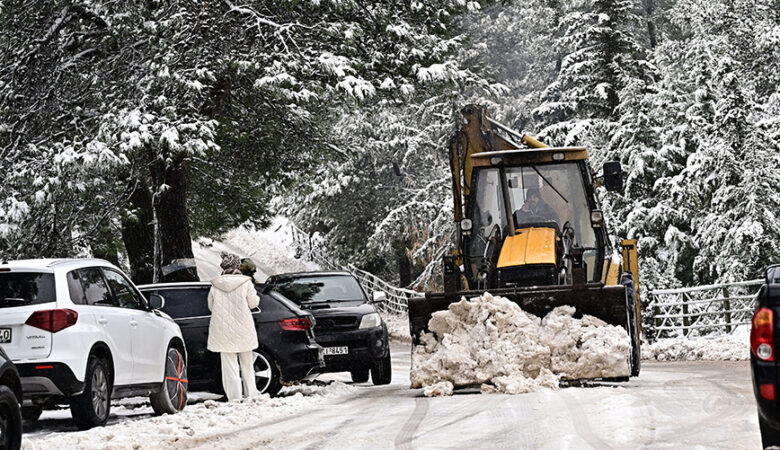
[289,221,764,340]
[644,279,762,340]
[288,222,416,314]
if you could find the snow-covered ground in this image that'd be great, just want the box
[129,343,760,449]
[24,382,356,449]
[379,311,412,343]
[642,326,750,361]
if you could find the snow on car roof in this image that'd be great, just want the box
[1,258,114,272]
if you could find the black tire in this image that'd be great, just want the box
[371,354,392,385]
[0,385,22,450]
[151,347,188,415]
[70,357,111,430]
[253,349,282,397]
[760,414,780,448]
[350,367,369,383]
[622,273,641,377]
[21,405,42,422]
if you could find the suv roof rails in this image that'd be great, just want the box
[46,258,112,268]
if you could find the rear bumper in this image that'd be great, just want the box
[314,326,389,373]
[279,343,324,382]
[752,356,780,426]
[16,362,83,397]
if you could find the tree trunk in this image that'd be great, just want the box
[120,183,155,284]
[152,157,199,282]
[644,0,658,49]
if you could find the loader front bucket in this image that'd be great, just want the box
[408,283,630,345]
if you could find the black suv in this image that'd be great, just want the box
[138,282,324,396]
[751,264,780,448]
[266,272,391,385]
[0,347,22,450]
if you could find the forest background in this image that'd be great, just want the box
[2,0,779,292]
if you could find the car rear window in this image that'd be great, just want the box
[271,275,366,304]
[144,288,210,319]
[0,272,56,308]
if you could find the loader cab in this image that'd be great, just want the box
[461,148,610,289]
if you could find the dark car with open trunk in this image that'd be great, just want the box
[138,282,324,397]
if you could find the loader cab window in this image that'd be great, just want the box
[468,168,507,277]
[467,163,601,282]
[506,163,599,281]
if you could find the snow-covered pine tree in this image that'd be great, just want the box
[534,0,649,151]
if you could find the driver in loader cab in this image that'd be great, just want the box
[514,188,560,226]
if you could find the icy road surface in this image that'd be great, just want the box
[175,343,759,449]
[22,342,760,448]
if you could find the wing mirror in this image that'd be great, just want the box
[603,161,624,192]
[148,293,165,310]
[372,291,388,304]
[766,265,780,285]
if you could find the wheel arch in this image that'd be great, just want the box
[88,342,115,385]
[167,337,187,366]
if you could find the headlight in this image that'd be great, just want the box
[359,313,382,329]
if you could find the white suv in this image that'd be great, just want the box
[0,259,187,429]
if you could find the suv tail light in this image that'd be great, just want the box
[278,318,312,331]
[751,307,774,361]
[26,309,78,333]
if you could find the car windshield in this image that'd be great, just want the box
[272,275,365,304]
[0,272,56,308]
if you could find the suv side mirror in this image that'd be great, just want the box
[148,293,165,310]
[372,291,388,304]
[603,161,624,192]
[767,265,780,285]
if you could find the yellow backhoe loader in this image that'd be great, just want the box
[408,105,643,379]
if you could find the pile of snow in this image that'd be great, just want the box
[642,326,749,361]
[410,293,630,396]
[193,217,319,282]
[25,382,355,449]
[380,311,412,343]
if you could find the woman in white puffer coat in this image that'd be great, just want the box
[208,252,261,401]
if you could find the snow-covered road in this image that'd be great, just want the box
[21,344,761,449]
[139,342,758,450]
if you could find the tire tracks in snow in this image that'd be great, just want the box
[394,395,429,450]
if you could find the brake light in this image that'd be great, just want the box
[278,318,312,331]
[25,309,78,333]
[751,307,774,361]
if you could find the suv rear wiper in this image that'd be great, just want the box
[0,297,26,303]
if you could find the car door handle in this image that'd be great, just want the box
[97,318,108,325]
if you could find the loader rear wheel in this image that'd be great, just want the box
[622,273,641,377]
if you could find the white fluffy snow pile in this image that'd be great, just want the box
[24,382,355,449]
[410,293,630,396]
[642,326,749,361]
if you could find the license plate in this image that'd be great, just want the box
[323,346,348,356]
[0,328,10,343]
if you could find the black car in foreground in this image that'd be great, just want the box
[266,272,391,385]
[138,282,324,397]
[0,346,22,450]
[751,264,780,448]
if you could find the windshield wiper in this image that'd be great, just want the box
[0,297,27,304]
[303,298,360,304]
[532,165,569,204]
